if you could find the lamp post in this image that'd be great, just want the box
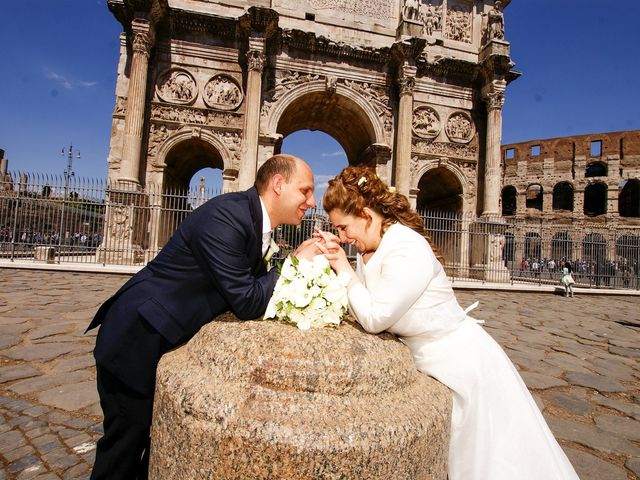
[58,144,79,248]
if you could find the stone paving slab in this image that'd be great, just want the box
[0,268,639,479]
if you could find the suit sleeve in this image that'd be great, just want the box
[189,204,278,320]
[347,236,434,334]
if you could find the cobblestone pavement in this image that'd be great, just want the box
[0,268,638,480]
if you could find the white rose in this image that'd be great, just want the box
[322,309,342,326]
[280,257,297,281]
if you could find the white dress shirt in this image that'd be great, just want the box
[259,197,272,257]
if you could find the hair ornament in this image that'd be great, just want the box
[388,186,396,193]
[357,176,367,187]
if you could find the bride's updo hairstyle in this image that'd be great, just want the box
[323,165,444,262]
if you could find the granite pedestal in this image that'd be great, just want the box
[149,313,451,479]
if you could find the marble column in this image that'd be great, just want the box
[394,65,416,198]
[481,81,506,216]
[238,37,265,191]
[119,19,154,188]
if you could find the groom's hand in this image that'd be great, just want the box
[293,237,322,260]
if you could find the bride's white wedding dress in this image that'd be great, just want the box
[347,223,579,480]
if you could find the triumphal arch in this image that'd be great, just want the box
[102,0,518,276]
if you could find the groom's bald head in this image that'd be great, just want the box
[255,154,304,194]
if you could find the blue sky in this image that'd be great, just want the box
[1,1,639,201]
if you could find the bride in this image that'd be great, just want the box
[315,166,579,480]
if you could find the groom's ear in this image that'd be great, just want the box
[271,173,285,196]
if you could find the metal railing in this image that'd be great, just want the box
[2,171,639,290]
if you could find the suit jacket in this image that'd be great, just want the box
[87,187,279,394]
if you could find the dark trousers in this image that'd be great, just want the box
[90,366,154,480]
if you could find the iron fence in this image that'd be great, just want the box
[1,171,639,290]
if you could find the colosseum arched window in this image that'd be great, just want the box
[584,182,607,216]
[552,182,574,211]
[501,186,517,215]
[585,161,608,178]
[526,183,543,210]
[525,184,543,211]
[619,179,640,217]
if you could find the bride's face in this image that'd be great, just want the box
[328,208,381,253]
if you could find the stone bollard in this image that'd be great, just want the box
[149,313,451,480]
[33,246,55,263]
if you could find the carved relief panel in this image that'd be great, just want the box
[445,111,474,143]
[412,106,441,140]
[421,1,443,36]
[445,0,473,44]
[203,74,243,111]
[155,68,198,105]
[411,102,477,160]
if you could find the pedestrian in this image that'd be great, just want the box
[86,154,319,480]
[560,261,575,297]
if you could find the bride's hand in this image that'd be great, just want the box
[313,228,340,245]
[315,240,347,268]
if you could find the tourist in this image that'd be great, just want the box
[561,261,575,298]
[86,154,320,480]
[316,166,579,480]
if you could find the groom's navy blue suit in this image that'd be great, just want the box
[87,186,279,479]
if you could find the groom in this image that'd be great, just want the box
[87,154,317,479]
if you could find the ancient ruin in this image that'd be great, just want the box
[501,130,640,268]
[102,0,518,273]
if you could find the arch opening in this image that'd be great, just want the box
[584,183,607,216]
[585,162,608,178]
[275,91,377,165]
[159,138,225,246]
[616,235,640,286]
[524,232,541,259]
[525,184,543,211]
[551,232,572,261]
[415,168,463,270]
[501,186,517,216]
[552,182,574,211]
[619,179,640,217]
[281,130,348,205]
[416,167,463,213]
[582,233,607,263]
[164,138,224,192]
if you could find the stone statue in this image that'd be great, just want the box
[487,0,505,40]
[403,0,420,21]
[423,4,436,35]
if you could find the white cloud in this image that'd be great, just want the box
[320,151,346,158]
[314,174,334,191]
[45,69,97,89]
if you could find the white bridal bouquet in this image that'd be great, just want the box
[264,255,351,330]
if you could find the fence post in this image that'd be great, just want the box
[10,196,20,262]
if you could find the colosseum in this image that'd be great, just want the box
[499,130,640,284]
